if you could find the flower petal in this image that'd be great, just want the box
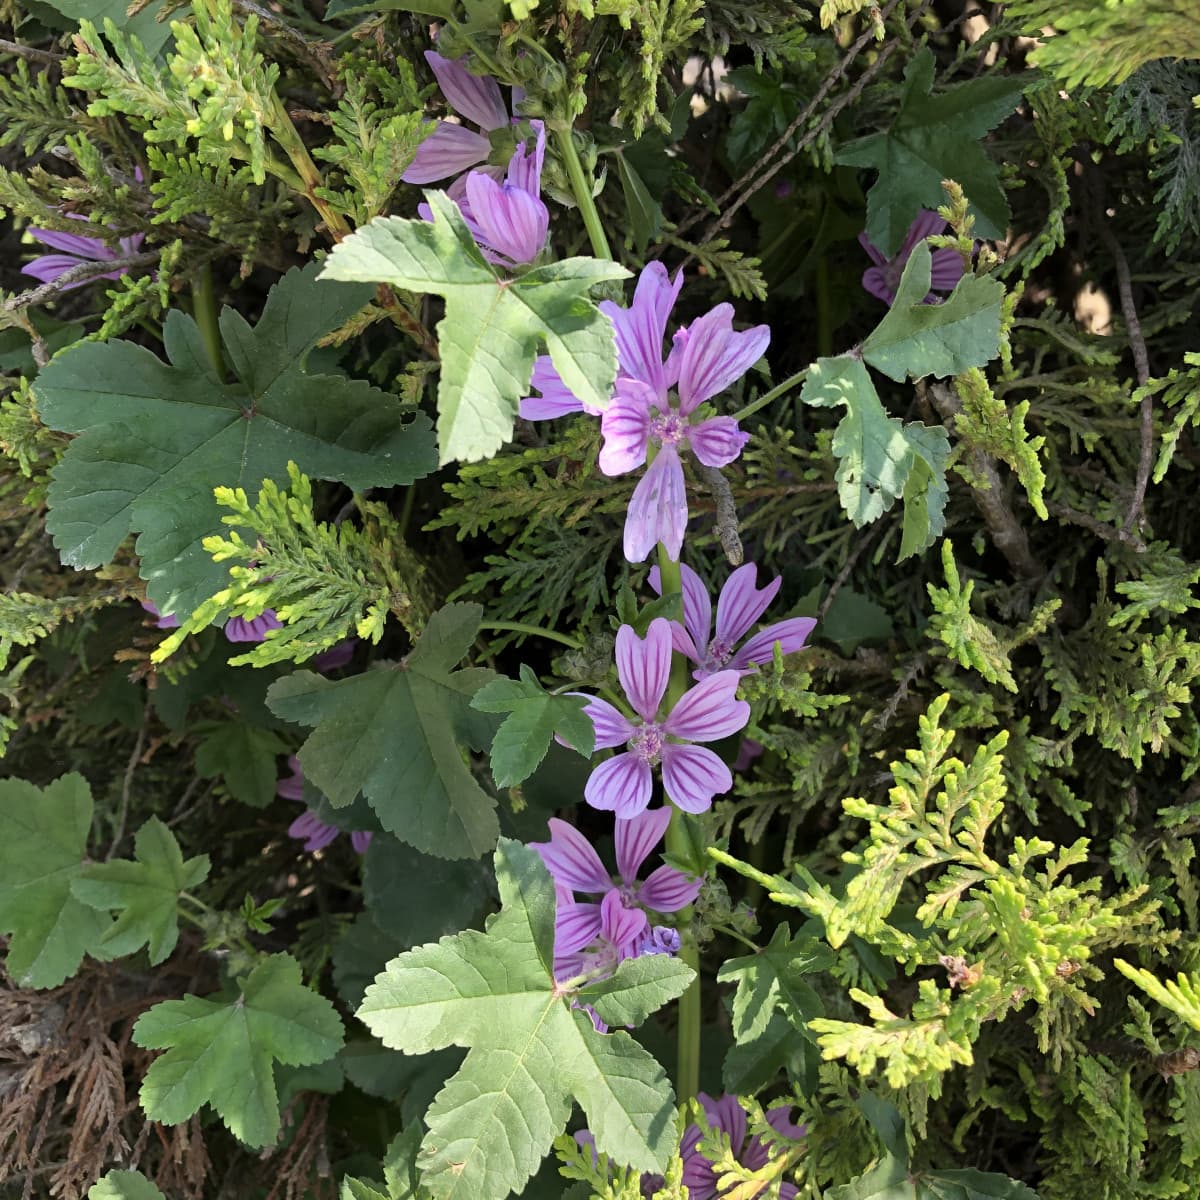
[715,563,780,647]
[676,304,770,413]
[535,818,611,892]
[585,753,653,818]
[579,696,636,750]
[857,229,888,268]
[598,261,683,396]
[707,1094,748,1154]
[276,755,305,801]
[686,415,749,468]
[660,743,733,814]
[288,811,339,852]
[555,900,603,954]
[616,619,672,722]
[425,50,508,131]
[20,254,89,286]
[402,121,492,184]
[731,617,817,670]
[929,246,965,291]
[520,355,587,420]
[598,387,651,476]
[664,671,750,742]
[599,889,648,957]
[624,444,687,563]
[464,170,548,265]
[638,864,702,913]
[506,121,546,196]
[350,831,373,854]
[614,806,671,883]
[900,208,947,256]
[861,265,896,304]
[649,561,712,659]
[27,224,111,259]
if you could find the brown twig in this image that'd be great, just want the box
[1096,222,1153,534]
[107,718,149,861]
[0,39,65,66]
[1045,500,1146,552]
[3,250,161,313]
[699,465,744,565]
[817,521,884,623]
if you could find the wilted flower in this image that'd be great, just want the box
[681,1094,806,1200]
[578,618,749,818]
[532,807,701,953]
[22,214,145,289]
[859,209,963,305]
[277,756,372,855]
[648,561,815,679]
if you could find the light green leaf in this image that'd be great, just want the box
[36,263,437,618]
[43,0,174,56]
[722,1011,809,1094]
[319,193,628,464]
[132,952,343,1148]
[835,48,1027,255]
[715,923,833,1043]
[267,603,500,860]
[827,1154,1040,1200]
[194,722,289,808]
[801,355,949,556]
[72,816,209,965]
[578,953,695,1026]
[471,664,595,787]
[87,1170,167,1200]
[358,839,686,1199]
[0,773,111,988]
[861,243,1005,383]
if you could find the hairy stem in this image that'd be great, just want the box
[731,367,808,423]
[556,127,613,262]
[656,544,702,1104]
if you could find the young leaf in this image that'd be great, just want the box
[835,47,1027,254]
[0,773,111,988]
[471,664,595,788]
[861,243,1005,382]
[318,192,629,464]
[267,603,501,860]
[72,816,210,965]
[87,1170,167,1200]
[801,355,949,555]
[35,263,437,618]
[715,923,833,1043]
[132,952,344,1148]
[358,838,692,1200]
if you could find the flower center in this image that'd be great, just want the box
[649,407,687,447]
[628,723,665,765]
[704,636,734,671]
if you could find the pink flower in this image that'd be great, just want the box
[859,209,964,305]
[682,1094,805,1200]
[648,561,815,679]
[578,618,749,818]
[224,610,282,643]
[277,756,372,854]
[22,214,145,288]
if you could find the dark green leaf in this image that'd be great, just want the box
[194,722,289,808]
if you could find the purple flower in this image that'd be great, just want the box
[555,888,647,982]
[140,599,180,630]
[224,609,282,643]
[648,561,816,679]
[277,756,372,854]
[682,1094,806,1200]
[532,807,702,952]
[636,925,681,956]
[403,51,514,188]
[859,209,963,305]
[22,213,145,288]
[578,618,749,818]
[311,638,356,672]
[733,737,764,772]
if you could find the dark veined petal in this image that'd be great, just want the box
[615,618,672,723]
[664,671,750,742]
[861,265,896,304]
[520,355,588,420]
[464,170,548,265]
[613,806,671,883]
[597,261,683,397]
[598,888,648,957]
[27,221,112,260]
[686,415,749,468]
[623,443,687,563]
[675,304,770,413]
[534,818,611,893]
[638,864,702,913]
[584,753,654,818]
[659,743,732,814]
[402,121,491,184]
[648,560,712,661]
[578,695,636,750]
[555,900,603,955]
[424,50,508,131]
[731,617,817,670]
[598,386,652,475]
[929,246,966,291]
[714,562,781,647]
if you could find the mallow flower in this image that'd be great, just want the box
[277,756,372,854]
[681,1094,806,1200]
[224,609,282,643]
[648,561,816,679]
[859,209,963,305]
[421,120,548,267]
[532,807,702,953]
[403,51,515,189]
[579,618,749,818]
[22,213,146,288]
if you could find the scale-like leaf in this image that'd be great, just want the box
[267,603,500,860]
[319,192,629,464]
[36,263,437,618]
[133,952,343,1148]
[861,243,1005,382]
[72,817,209,965]
[358,839,691,1200]
[716,923,833,1043]
[471,664,595,788]
[836,47,1027,254]
[0,774,111,988]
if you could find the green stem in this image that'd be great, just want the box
[267,93,352,241]
[657,543,702,1104]
[479,620,583,650]
[730,367,809,424]
[191,263,224,379]
[556,127,612,261]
